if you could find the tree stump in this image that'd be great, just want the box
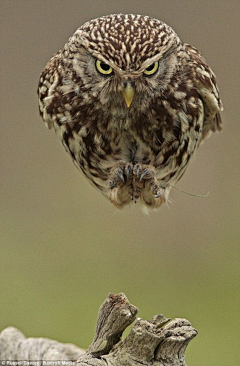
[0,293,197,365]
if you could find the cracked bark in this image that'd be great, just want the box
[0,293,197,365]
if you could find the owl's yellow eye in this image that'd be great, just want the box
[143,62,159,76]
[96,60,113,75]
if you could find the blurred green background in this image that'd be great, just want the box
[1,1,239,365]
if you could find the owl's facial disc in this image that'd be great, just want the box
[122,82,135,108]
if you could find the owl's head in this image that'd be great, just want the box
[62,14,183,111]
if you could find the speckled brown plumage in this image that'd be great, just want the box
[38,14,223,208]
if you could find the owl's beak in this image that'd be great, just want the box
[122,83,135,108]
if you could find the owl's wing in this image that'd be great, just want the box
[38,52,61,130]
[185,44,223,142]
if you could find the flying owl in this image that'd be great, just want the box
[38,14,223,208]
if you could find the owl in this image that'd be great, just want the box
[38,14,223,208]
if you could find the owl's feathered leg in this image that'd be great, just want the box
[108,162,166,208]
[108,162,145,207]
[109,185,133,208]
[141,181,165,208]
[109,162,132,188]
[108,162,134,208]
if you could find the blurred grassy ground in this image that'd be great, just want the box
[1,1,240,365]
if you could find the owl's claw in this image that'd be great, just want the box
[125,163,133,180]
[134,164,165,205]
[133,164,156,181]
[109,163,127,189]
[109,161,165,208]
[155,190,162,198]
[133,163,142,177]
[109,180,117,188]
[140,168,153,181]
[136,165,141,177]
[117,169,125,183]
[148,181,162,197]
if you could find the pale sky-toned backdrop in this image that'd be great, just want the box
[1,1,240,365]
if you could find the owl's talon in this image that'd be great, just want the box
[109,180,116,188]
[109,162,132,194]
[149,182,163,198]
[133,163,142,177]
[125,163,133,180]
[155,191,162,198]
[117,170,125,183]
[140,168,152,181]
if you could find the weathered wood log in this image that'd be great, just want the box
[0,293,197,365]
